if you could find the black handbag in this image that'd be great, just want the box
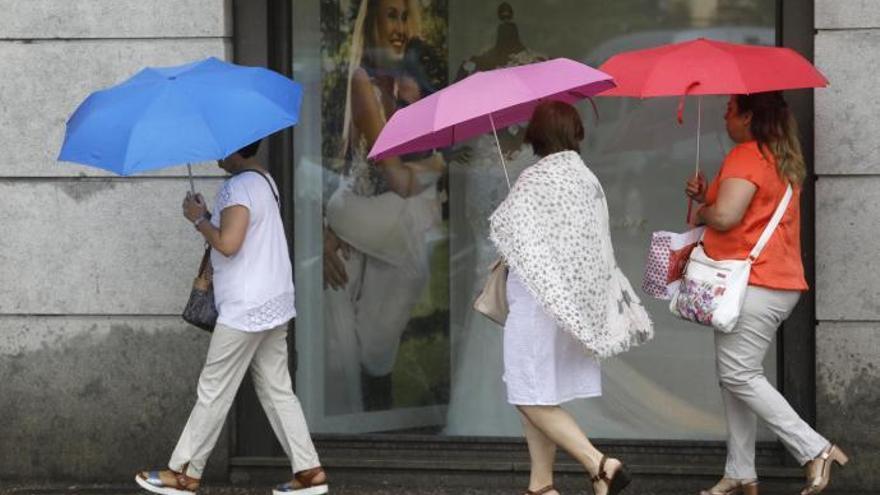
[182,246,217,332]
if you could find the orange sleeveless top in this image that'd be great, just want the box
[702,141,808,291]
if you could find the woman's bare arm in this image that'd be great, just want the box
[197,205,249,257]
[350,68,442,197]
[697,178,757,231]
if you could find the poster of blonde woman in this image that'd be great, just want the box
[319,0,450,426]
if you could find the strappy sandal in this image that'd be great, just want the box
[700,477,759,495]
[523,485,555,495]
[801,444,849,495]
[273,466,329,495]
[591,455,632,495]
[135,467,200,495]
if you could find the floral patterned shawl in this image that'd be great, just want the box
[489,150,653,358]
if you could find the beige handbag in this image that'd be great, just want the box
[473,258,509,325]
[474,139,514,326]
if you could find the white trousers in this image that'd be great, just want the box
[169,323,319,478]
[715,286,828,479]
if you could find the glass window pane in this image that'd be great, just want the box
[294,0,778,440]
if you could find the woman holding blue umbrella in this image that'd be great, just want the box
[136,141,327,495]
[56,57,325,495]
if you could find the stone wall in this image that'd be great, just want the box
[814,0,880,491]
[0,0,232,481]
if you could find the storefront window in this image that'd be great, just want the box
[293,0,777,439]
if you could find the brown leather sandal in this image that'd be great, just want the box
[273,466,329,495]
[524,485,555,495]
[591,455,632,495]
[135,466,200,494]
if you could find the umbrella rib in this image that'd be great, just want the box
[119,84,177,174]
[192,108,227,160]
[183,79,298,159]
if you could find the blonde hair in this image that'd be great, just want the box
[340,0,422,158]
[735,92,806,185]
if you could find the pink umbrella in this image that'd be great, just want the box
[368,58,614,185]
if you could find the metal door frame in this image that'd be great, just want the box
[231,0,817,469]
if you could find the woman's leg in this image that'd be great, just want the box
[250,324,321,476]
[714,287,829,474]
[517,405,610,479]
[719,386,759,479]
[168,324,263,479]
[518,409,558,493]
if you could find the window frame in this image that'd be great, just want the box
[231,0,817,473]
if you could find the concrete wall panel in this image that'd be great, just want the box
[0,178,224,314]
[0,40,230,178]
[816,322,880,491]
[0,316,226,481]
[0,0,231,39]
[815,177,880,320]
[816,0,880,29]
[0,0,237,484]
[815,3,880,492]
[815,30,880,175]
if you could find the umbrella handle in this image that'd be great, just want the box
[187,163,196,195]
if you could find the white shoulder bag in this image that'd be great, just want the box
[670,184,793,333]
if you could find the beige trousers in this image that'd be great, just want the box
[169,323,320,478]
[715,286,828,479]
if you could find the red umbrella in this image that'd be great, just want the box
[598,37,828,219]
[600,37,827,99]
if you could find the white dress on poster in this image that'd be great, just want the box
[323,79,443,416]
[445,133,534,433]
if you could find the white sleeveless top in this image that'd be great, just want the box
[210,172,295,332]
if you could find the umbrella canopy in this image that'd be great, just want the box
[599,37,828,98]
[368,58,615,161]
[598,38,828,223]
[58,57,302,176]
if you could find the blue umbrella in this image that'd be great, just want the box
[58,57,302,189]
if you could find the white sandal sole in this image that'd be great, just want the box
[135,474,196,495]
[272,485,328,495]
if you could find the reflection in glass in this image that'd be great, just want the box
[294,0,778,438]
[318,0,450,429]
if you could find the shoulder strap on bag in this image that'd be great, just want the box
[238,169,280,208]
[748,183,793,262]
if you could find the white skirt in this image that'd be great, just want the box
[503,271,602,405]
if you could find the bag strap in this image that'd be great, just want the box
[197,245,212,277]
[748,183,793,262]
[238,169,280,208]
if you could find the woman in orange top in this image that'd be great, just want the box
[686,92,848,495]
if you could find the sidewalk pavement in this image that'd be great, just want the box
[0,485,871,495]
[3,485,508,495]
